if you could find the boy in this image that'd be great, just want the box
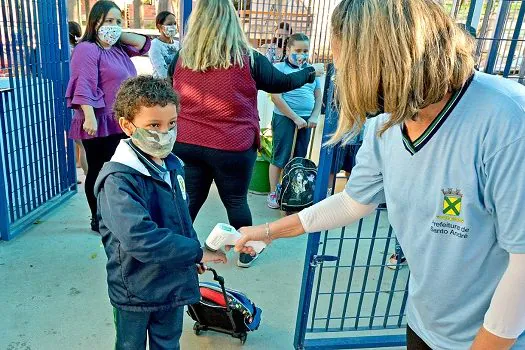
[94,76,226,349]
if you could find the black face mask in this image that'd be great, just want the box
[272,37,284,48]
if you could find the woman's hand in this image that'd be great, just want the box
[201,249,227,264]
[234,225,272,256]
[312,63,325,77]
[83,115,98,136]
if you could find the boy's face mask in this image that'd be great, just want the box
[131,125,177,159]
[162,25,178,39]
[98,25,122,46]
[289,53,309,67]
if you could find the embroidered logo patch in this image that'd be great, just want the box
[177,175,187,200]
[442,188,463,216]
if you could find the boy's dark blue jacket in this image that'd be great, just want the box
[94,140,203,312]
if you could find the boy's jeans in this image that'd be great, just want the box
[114,307,184,350]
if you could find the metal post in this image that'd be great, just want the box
[465,0,483,33]
[179,0,192,39]
[485,0,511,74]
[293,64,337,349]
[503,0,525,77]
[0,89,12,240]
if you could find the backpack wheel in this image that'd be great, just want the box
[240,333,247,344]
[193,322,202,335]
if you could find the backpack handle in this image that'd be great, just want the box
[308,127,316,160]
[200,264,233,313]
[290,127,298,161]
[290,125,317,161]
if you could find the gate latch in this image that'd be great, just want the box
[310,255,339,267]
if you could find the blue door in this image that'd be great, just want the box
[0,0,76,240]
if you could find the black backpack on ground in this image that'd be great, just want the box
[277,127,318,212]
[278,157,317,212]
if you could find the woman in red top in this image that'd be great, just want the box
[168,0,323,268]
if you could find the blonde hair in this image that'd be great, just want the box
[330,0,475,142]
[180,0,253,71]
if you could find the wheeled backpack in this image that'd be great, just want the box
[187,266,262,344]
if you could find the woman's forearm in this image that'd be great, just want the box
[120,32,147,51]
[268,214,306,240]
[298,191,376,233]
[80,105,96,120]
[264,192,376,241]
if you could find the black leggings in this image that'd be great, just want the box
[407,326,432,350]
[82,134,125,217]
[173,143,257,229]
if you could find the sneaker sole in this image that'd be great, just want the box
[386,263,407,270]
[267,203,280,209]
[237,255,259,268]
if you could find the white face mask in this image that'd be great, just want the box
[162,25,178,39]
[98,25,122,46]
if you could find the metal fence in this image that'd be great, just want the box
[0,0,76,241]
[238,0,525,80]
[293,68,409,350]
[448,0,525,82]
[237,0,341,62]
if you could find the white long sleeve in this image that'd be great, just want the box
[298,191,377,233]
[483,253,525,339]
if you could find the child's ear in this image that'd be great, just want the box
[119,117,134,137]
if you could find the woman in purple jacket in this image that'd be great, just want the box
[66,1,150,232]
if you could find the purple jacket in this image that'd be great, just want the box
[66,38,151,140]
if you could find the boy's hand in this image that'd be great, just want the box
[201,249,227,264]
[197,263,207,274]
[294,117,307,129]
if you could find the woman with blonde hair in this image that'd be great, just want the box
[235,0,525,348]
[168,0,324,268]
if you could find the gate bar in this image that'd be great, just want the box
[294,65,338,349]
[303,334,406,349]
[485,0,511,74]
[503,0,525,77]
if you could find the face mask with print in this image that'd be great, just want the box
[98,25,122,46]
[131,126,177,159]
[290,53,309,67]
[163,25,178,39]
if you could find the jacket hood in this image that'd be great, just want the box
[94,140,153,196]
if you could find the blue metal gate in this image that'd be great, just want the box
[293,1,525,348]
[0,0,76,241]
[294,70,409,350]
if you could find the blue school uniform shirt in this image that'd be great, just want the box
[346,72,525,349]
[273,61,321,117]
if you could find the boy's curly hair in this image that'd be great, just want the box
[114,76,180,121]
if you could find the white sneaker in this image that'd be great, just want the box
[267,192,279,209]
[387,253,407,270]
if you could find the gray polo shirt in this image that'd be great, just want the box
[347,72,525,349]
